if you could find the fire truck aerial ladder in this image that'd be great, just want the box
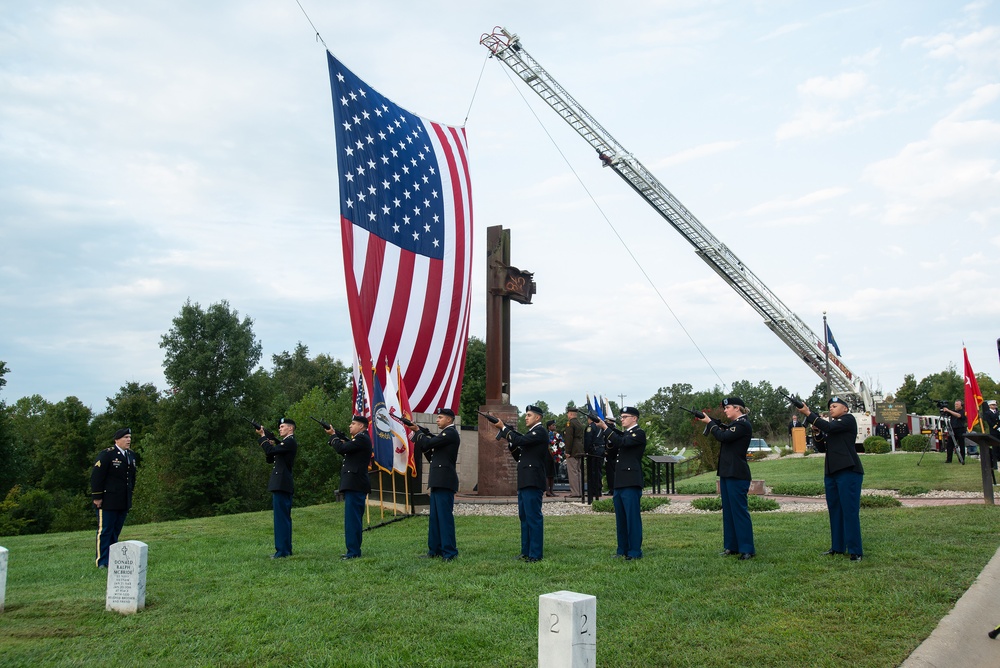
[480,26,874,414]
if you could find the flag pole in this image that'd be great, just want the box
[392,471,398,516]
[823,312,832,404]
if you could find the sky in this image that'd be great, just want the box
[1,1,998,415]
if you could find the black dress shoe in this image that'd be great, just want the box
[849,554,863,561]
[419,553,439,559]
[515,554,527,560]
[524,557,541,563]
[720,549,738,556]
[821,549,845,556]
[442,556,455,562]
[340,554,360,560]
[739,553,755,560]
[611,553,624,559]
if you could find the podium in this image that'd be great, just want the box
[963,433,999,506]
[791,427,806,453]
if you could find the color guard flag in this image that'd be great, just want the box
[327,51,474,414]
[825,322,841,357]
[370,371,394,472]
[395,362,417,475]
[383,359,411,474]
[964,347,984,432]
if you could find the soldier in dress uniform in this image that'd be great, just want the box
[699,397,755,560]
[496,405,548,562]
[91,427,139,568]
[584,413,606,500]
[327,415,372,560]
[596,407,646,560]
[983,399,1000,471]
[798,397,865,561]
[258,418,297,559]
[412,407,461,560]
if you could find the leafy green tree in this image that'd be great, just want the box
[151,300,265,519]
[90,381,160,458]
[459,335,485,426]
[35,396,94,496]
[270,342,351,409]
[0,361,18,496]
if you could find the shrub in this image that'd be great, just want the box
[900,434,931,453]
[691,497,721,511]
[591,496,671,513]
[770,482,825,496]
[860,495,901,508]
[863,436,891,454]
[676,481,717,495]
[748,495,780,511]
[898,485,930,496]
[690,495,779,512]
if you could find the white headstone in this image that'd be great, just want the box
[105,540,147,614]
[0,546,7,613]
[538,590,596,668]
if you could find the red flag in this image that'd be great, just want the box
[964,347,983,432]
[328,52,473,414]
[396,362,416,476]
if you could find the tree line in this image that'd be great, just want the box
[0,298,995,536]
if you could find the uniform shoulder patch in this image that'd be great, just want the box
[94,461,101,468]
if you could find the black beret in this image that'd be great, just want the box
[435,407,456,418]
[351,414,369,427]
[113,428,131,441]
[279,417,296,427]
[525,404,544,416]
[565,405,578,413]
[722,397,745,408]
[621,406,640,417]
[828,396,849,408]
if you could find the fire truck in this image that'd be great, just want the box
[480,27,875,443]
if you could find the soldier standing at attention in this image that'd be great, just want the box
[327,415,373,560]
[597,407,646,560]
[412,407,461,561]
[91,428,139,568]
[258,418,297,559]
[496,405,549,563]
[798,397,864,561]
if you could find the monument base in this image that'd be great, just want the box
[476,404,519,496]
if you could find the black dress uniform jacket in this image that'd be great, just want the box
[91,447,139,511]
[806,412,863,475]
[501,423,548,490]
[331,430,373,494]
[705,415,753,480]
[415,424,460,492]
[605,425,647,489]
[260,435,297,494]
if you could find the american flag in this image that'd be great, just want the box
[326,51,474,413]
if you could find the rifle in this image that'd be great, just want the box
[780,392,805,409]
[399,415,431,436]
[679,407,706,419]
[309,416,332,430]
[244,417,279,443]
[477,411,506,441]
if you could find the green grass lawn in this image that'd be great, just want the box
[678,450,994,493]
[1,497,999,667]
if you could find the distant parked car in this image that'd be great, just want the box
[746,438,771,459]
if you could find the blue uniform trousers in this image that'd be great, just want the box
[613,486,643,558]
[517,487,544,560]
[825,470,863,556]
[428,488,458,559]
[720,477,755,555]
[271,491,293,557]
[343,490,367,557]
[95,507,128,567]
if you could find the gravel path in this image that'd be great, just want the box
[442,488,989,516]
